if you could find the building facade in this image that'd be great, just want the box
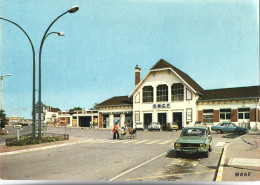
[97,59,260,130]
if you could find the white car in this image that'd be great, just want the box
[148,122,161,131]
[135,122,144,131]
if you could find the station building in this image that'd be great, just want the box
[97,59,260,130]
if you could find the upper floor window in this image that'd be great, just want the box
[172,83,184,101]
[142,86,153,103]
[157,84,168,102]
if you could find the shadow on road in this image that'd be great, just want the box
[221,133,240,139]
[165,149,205,159]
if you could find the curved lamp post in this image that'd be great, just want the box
[38,6,79,139]
[0,74,12,111]
[0,17,36,139]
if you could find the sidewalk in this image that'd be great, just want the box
[218,131,260,181]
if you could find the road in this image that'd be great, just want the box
[0,125,242,181]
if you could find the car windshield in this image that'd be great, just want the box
[181,128,206,137]
[136,123,142,125]
[169,123,177,125]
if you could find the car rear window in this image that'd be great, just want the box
[181,128,206,137]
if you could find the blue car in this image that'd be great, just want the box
[211,122,248,135]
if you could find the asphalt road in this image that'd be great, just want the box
[0,126,242,181]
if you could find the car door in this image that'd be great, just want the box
[225,123,237,133]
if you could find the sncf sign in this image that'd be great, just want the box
[153,103,170,109]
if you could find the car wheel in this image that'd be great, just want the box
[209,145,212,152]
[217,129,223,134]
[239,130,245,135]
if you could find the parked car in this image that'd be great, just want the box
[0,128,8,135]
[166,122,179,131]
[135,122,144,131]
[211,122,248,135]
[174,126,213,158]
[148,122,161,131]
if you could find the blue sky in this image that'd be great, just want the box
[0,0,259,118]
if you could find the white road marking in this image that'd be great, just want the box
[215,142,225,147]
[145,140,160,144]
[158,140,172,144]
[109,152,167,181]
[134,140,150,144]
[228,158,260,167]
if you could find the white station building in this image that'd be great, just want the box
[97,59,260,130]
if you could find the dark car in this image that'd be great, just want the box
[174,126,212,158]
[211,122,248,135]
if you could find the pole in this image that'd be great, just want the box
[38,10,70,140]
[0,17,36,139]
[0,76,3,111]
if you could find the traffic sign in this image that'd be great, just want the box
[13,124,22,129]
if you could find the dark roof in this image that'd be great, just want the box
[97,96,133,107]
[49,107,61,112]
[198,86,260,101]
[151,59,204,93]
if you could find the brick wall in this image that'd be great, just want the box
[231,109,237,122]
[99,113,103,128]
[250,109,256,122]
[214,110,219,122]
[198,111,203,122]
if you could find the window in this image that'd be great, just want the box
[186,88,192,100]
[142,86,153,102]
[203,109,213,123]
[157,84,168,102]
[220,109,231,120]
[171,83,184,101]
[238,108,250,120]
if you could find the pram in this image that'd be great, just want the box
[128,128,137,139]
[119,129,127,140]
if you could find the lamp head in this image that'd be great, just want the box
[69,6,79,13]
[58,32,65,36]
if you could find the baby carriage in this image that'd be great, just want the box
[119,129,127,140]
[128,128,137,139]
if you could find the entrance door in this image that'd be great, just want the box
[144,113,152,130]
[173,112,183,129]
[158,113,167,130]
[238,108,250,128]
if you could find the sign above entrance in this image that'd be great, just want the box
[153,103,170,109]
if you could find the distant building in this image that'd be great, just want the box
[97,59,260,130]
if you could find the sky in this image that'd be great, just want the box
[0,0,259,119]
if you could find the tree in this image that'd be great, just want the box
[90,103,99,110]
[0,110,7,128]
[34,101,47,112]
[73,107,83,111]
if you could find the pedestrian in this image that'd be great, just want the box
[113,122,119,139]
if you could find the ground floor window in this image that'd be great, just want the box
[220,109,231,120]
[203,109,213,123]
[238,108,250,120]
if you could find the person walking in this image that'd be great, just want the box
[113,122,119,139]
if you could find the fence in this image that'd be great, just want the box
[5,133,69,146]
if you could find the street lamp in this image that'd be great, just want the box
[0,74,12,111]
[0,17,37,139]
[38,6,79,139]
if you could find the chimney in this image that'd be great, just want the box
[135,65,141,86]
